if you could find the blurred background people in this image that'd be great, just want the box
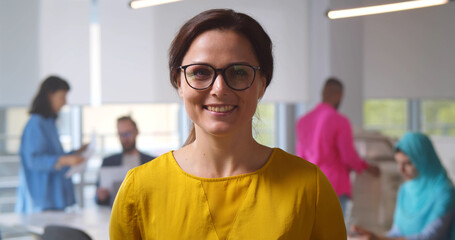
[96,116,155,206]
[350,132,455,239]
[296,77,380,215]
[15,76,87,213]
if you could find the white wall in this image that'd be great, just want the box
[99,0,310,104]
[39,0,91,106]
[308,0,331,108]
[0,0,91,107]
[0,0,40,107]
[330,13,364,127]
[364,3,455,99]
[308,0,365,127]
[431,136,455,182]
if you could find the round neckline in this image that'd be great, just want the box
[170,148,277,182]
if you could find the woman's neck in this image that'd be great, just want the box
[174,128,271,178]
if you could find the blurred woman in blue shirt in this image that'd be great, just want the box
[15,76,86,213]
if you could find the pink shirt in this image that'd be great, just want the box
[296,103,368,197]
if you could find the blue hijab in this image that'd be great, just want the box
[393,132,455,237]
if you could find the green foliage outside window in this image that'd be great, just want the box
[363,99,407,138]
[253,103,275,147]
[422,100,455,136]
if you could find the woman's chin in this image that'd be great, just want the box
[199,123,239,137]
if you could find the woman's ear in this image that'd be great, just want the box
[257,75,267,100]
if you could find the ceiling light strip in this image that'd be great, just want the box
[328,0,449,19]
[130,0,182,9]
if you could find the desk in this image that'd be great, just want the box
[0,207,111,240]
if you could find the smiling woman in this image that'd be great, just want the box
[109,9,346,240]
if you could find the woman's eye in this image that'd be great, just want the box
[188,68,212,80]
[229,66,250,78]
[234,69,247,76]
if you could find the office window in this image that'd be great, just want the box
[422,100,455,136]
[364,99,407,138]
[81,103,180,207]
[3,106,73,154]
[0,108,27,213]
[3,107,28,154]
[83,103,180,156]
[254,103,276,147]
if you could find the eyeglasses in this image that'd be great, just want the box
[179,63,260,91]
[119,131,134,139]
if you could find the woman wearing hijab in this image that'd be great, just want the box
[350,132,455,240]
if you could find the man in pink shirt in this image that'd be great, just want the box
[296,78,380,215]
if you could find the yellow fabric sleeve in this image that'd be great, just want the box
[311,167,347,239]
[109,169,141,240]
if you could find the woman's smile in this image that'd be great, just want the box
[204,105,237,113]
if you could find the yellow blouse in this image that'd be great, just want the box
[109,148,346,239]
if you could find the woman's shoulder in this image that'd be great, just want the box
[129,151,177,178]
[266,148,334,199]
[27,114,43,123]
[434,185,455,206]
[27,114,54,126]
[119,151,193,198]
[271,148,318,168]
[30,113,51,120]
[23,114,50,132]
[268,148,320,178]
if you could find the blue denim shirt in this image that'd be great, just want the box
[15,114,75,213]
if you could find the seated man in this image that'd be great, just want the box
[96,116,155,206]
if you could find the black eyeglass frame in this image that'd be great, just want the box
[179,63,261,91]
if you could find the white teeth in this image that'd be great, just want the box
[207,105,234,113]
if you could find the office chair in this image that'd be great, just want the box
[41,225,92,240]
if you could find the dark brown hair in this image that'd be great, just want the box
[30,75,70,118]
[117,116,138,130]
[323,77,344,93]
[168,9,274,146]
[169,9,273,89]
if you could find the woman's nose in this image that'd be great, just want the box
[210,73,230,95]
